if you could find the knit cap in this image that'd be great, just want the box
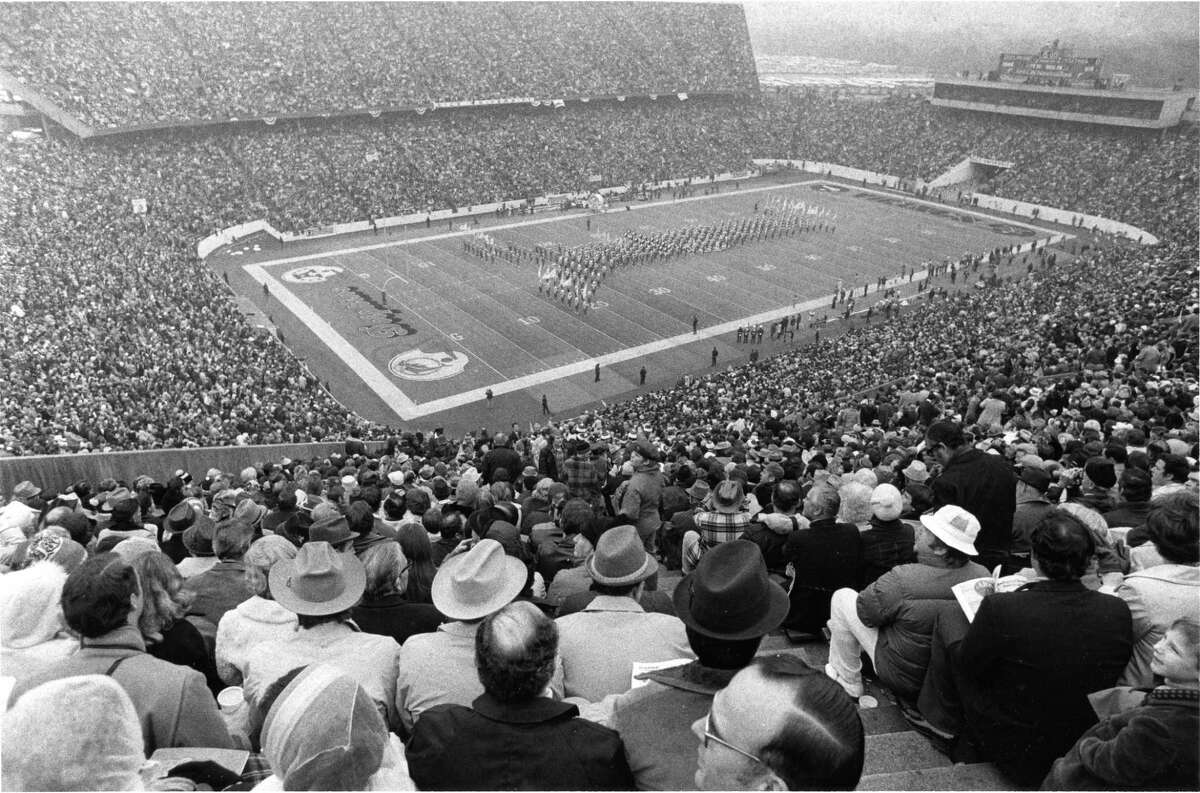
[262,665,387,790]
[2,675,145,791]
[0,562,70,649]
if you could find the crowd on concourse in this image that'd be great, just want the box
[0,2,756,128]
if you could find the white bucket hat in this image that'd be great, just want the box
[919,505,980,556]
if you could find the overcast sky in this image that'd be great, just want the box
[743,2,1199,85]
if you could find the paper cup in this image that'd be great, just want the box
[217,686,244,711]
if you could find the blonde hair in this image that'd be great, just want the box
[243,535,298,598]
[362,542,409,599]
[130,551,191,643]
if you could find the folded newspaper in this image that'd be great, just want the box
[951,565,1035,622]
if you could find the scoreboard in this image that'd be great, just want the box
[997,43,1103,88]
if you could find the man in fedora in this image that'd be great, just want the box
[409,601,635,790]
[580,540,790,790]
[244,541,401,732]
[395,538,563,738]
[556,525,692,700]
[824,505,988,703]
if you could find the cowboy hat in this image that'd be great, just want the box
[270,541,366,616]
[430,539,526,622]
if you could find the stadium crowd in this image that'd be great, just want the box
[3,93,1197,456]
[0,2,756,128]
[1,10,1198,786]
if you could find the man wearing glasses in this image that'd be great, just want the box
[692,654,865,790]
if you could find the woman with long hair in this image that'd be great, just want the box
[397,523,437,604]
[352,541,443,645]
[127,549,224,695]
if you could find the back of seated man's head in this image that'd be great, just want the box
[1118,468,1153,503]
[1145,491,1199,565]
[475,601,557,704]
[803,483,840,522]
[440,511,464,541]
[695,654,864,791]
[925,421,965,450]
[61,553,140,638]
[772,481,802,514]
[421,508,444,538]
[1030,510,1095,581]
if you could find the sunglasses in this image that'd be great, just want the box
[702,711,764,765]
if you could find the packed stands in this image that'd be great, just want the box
[0,2,756,129]
[2,5,1199,790]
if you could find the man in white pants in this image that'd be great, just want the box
[823,506,988,704]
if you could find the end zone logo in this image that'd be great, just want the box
[282,265,343,283]
[389,349,469,381]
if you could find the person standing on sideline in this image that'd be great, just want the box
[541,394,551,417]
[595,363,601,382]
[711,347,718,367]
[639,366,646,386]
[485,388,493,407]
[692,315,699,334]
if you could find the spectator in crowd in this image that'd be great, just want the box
[127,549,224,695]
[396,522,437,604]
[244,541,401,732]
[215,535,298,686]
[181,517,255,626]
[1152,454,1193,502]
[2,675,149,791]
[693,654,865,791]
[916,510,1133,786]
[395,538,560,737]
[782,481,862,635]
[1103,467,1154,530]
[683,479,751,573]
[1008,466,1053,573]
[7,553,234,753]
[351,540,444,646]
[1043,617,1200,790]
[176,504,220,579]
[430,509,465,567]
[0,481,42,565]
[615,440,666,554]
[0,562,76,676]
[1116,491,1200,687]
[925,420,1017,571]
[739,479,806,575]
[825,504,988,704]
[859,483,917,586]
[556,524,692,700]
[587,539,790,790]
[407,600,636,790]
[259,665,410,790]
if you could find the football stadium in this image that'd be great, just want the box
[0,3,1197,791]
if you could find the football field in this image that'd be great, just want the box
[221,177,1064,432]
